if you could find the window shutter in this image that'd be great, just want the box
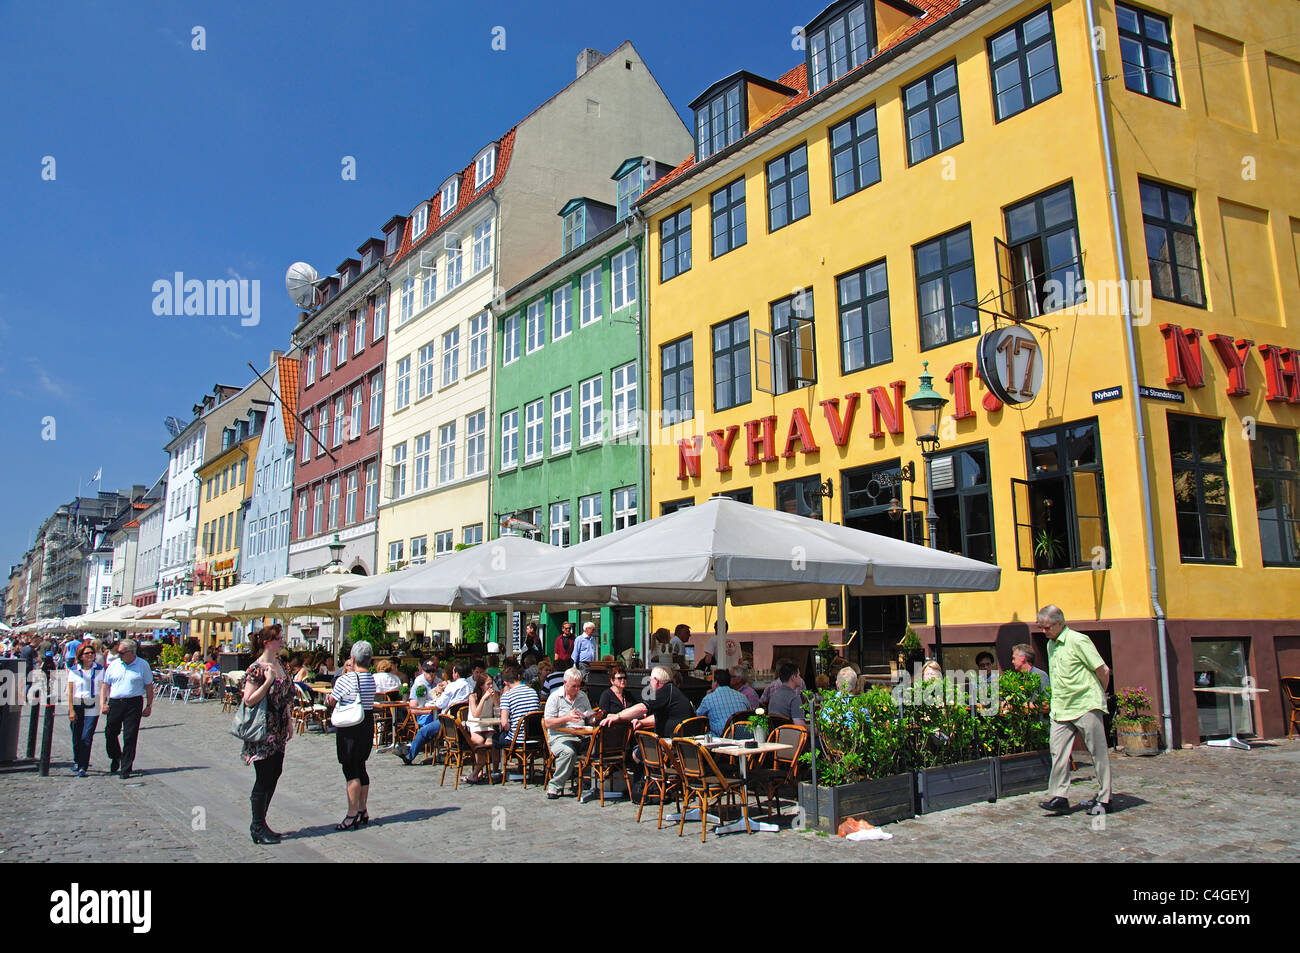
[1011,477,1036,572]
[753,327,775,395]
[1072,470,1108,567]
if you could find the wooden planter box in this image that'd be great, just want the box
[798,774,915,832]
[995,750,1051,798]
[915,758,996,814]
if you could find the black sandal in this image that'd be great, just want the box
[335,814,360,831]
[358,811,370,826]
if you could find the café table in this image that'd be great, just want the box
[1194,686,1269,751]
[708,740,794,833]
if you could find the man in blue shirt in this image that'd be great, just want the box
[696,669,752,735]
[572,622,599,672]
[98,638,154,779]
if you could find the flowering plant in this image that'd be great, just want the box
[1115,686,1155,726]
[748,707,769,736]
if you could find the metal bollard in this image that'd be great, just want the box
[37,705,55,776]
[26,702,40,759]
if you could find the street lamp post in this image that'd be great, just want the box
[904,362,949,669]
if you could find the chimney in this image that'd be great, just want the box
[576,48,606,78]
[268,349,284,369]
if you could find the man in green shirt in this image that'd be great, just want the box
[1036,605,1112,816]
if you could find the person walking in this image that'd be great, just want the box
[240,624,294,845]
[1035,605,1113,816]
[98,638,153,779]
[326,641,377,831]
[66,644,103,777]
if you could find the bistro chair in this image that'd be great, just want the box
[498,712,545,788]
[1282,676,1300,740]
[673,716,709,738]
[169,672,194,704]
[635,731,681,828]
[438,714,476,790]
[722,710,755,737]
[577,721,631,806]
[220,674,241,713]
[292,682,327,734]
[541,726,584,797]
[670,738,750,843]
[449,701,469,723]
[390,704,418,749]
[747,724,808,817]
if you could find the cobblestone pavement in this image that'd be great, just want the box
[1,698,1296,863]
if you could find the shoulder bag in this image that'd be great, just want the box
[230,663,269,743]
[331,674,364,728]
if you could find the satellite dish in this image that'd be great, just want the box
[163,416,185,437]
[285,262,320,309]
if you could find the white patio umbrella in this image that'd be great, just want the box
[221,576,301,619]
[478,496,1001,612]
[248,571,370,658]
[188,583,259,622]
[340,536,570,614]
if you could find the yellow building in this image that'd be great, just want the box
[639,0,1300,746]
[194,415,262,649]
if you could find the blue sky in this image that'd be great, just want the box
[0,0,809,577]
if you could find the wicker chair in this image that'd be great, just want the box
[497,711,544,787]
[672,715,709,738]
[541,726,585,797]
[390,704,419,749]
[438,714,476,790]
[577,721,631,806]
[671,738,750,843]
[635,731,681,828]
[1283,676,1300,740]
[747,724,808,816]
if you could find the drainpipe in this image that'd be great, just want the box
[1084,0,1174,749]
[486,193,504,648]
[632,207,650,663]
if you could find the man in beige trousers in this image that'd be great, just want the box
[1035,605,1113,816]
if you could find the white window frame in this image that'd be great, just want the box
[472,218,493,274]
[373,295,387,339]
[612,361,638,436]
[369,372,383,429]
[440,178,460,216]
[412,204,429,240]
[413,432,431,492]
[580,375,603,445]
[465,410,486,477]
[354,307,366,355]
[301,412,312,463]
[580,266,603,327]
[337,321,348,365]
[611,248,638,310]
[316,405,328,456]
[328,477,340,529]
[313,485,324,533]
[445,239,464,290]
[365,461,378,517]
[388,540,404,568]
[438,422,457,484]
[550,501,571,547]
[390,443,407,499]
[306,346,316,385]
[410,535,428,565]
[422,265,438,309]
[502,314,520,365]
[395,356,411,410]
[579,493,602,542]
[613,485,638,530]
[345,470,357,524]
[500,409,519,469]
[474,146,496,188]
[551,389,572,453]
[462,524,483,546]
[552,284,573,340]
[385,229,398,255]
[417,342,435,400]
[297,493,307,538]
[321,335,332,375]
[525,299,545,354]
[524,399,544,462]
[351,385,362,440]
[468,311,489,373]
[442,327,460,387]
[333,395,345,447]
[400,277,415,325]
[435,530,454,554]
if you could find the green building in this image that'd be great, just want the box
[490,158,676,660]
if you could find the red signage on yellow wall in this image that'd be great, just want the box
[1161,323,1300,403]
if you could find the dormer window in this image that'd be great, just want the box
[474,146,496,189]
[806,1,876,94]
[614,158,647,220]
[412,204,429,240]
[385,229,399,255]
[692,80,744,160]
[362,248,373,270]
[440,176,460,216]
[339,269,349,289]
[561,202,586,253]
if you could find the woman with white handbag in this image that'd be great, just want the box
[326,641,377,831]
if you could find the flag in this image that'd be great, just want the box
[89,467,101,483]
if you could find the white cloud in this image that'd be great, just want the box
[24,357,65,399]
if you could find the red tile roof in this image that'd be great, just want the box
[390,127,518,267]
[642,0,962,202]
[278,357,300,444]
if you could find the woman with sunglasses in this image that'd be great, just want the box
[66,644,103,777]
[240,624,294,845]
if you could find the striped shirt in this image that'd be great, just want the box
[330,672,377,710]
[500,683,541,742]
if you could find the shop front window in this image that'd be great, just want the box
[775,475,824,520]
[1192,638,1253,740]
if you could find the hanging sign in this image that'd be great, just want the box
[976,325,1043,405]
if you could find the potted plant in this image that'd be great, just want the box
[896,625,924,671]
[813,631,835,676]
[797,688,915,832]
[1115,685,1160,756]
[902,676,997,814]
[1033,530,1066,570]
[749,708,770,745]
[990,669,1052,797]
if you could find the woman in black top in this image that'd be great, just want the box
[597,666,634,715]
